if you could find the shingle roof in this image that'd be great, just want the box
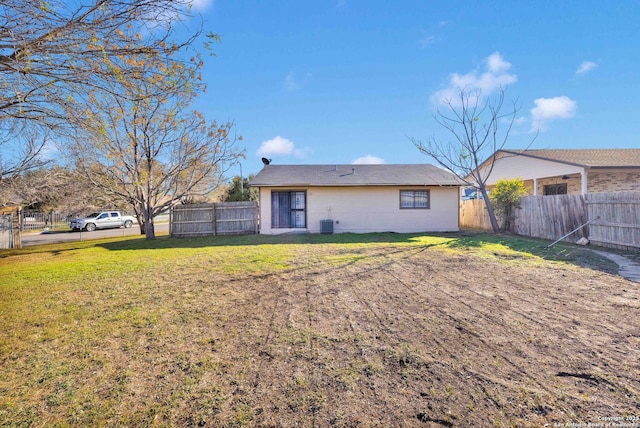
[501,149,640,168]
[250,164,462,187]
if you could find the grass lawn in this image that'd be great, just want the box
[1,232,638,427]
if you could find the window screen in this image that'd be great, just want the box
[400,190,430,209]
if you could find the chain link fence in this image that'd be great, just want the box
[0,214,15,249]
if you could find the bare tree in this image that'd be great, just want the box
[0,0,200,186]
[0,121,49,183]
[70,54,244,239]
[412,88,530,233]
[0,0,198,123]
[0,165,116,213]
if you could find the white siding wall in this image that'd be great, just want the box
[484,153,584,185]
[258,186,459,234]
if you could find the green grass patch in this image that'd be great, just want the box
[0,231,623,425]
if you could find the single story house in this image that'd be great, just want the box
[249,164,461,234]
[475,149,640,195]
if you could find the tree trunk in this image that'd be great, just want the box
[479,187,500,233]
[137,216,146,235]
[145,220,156,239]
[503,205,512,232]
[144,205,155,239]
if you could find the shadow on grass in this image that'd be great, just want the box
[96,230,621,275]
[446,232,621,275]
[0,232,438,258]
[3,230,624,275]
[95,231,463,250]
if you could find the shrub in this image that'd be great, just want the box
[489,177,528,231]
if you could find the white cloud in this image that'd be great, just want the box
[352,155,385,165]
[530,96,577,131]
[256,136,312,159]
[576,61,597,75]
[189,0,214,11]
[486,52,511,74]
[431,52,517,106]
[284,71,312,92]
[257,136,295,156]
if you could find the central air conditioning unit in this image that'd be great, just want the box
[320,219,334,234]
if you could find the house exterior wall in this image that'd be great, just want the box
[257,185,459,234]
[483,153,584,186]
[482,154,640,195]
[587,169,640,193]
[525,170,640,194]
[537,174,582,195]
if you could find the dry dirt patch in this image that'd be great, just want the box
[173,245,639,427]
[2,240,639,427]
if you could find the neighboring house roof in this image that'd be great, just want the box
[499,149,640,168]
[250,164,462,187]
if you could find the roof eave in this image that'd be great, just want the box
[499,150,590,168]
[250,182,460,187]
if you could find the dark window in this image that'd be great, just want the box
[543,183,567,195]
[271,191,306,228]
[400,190,430,209]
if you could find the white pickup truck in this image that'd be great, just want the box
[69,211,137,232]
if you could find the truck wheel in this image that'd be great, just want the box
[124,220,133,228]
[85,223,96,232]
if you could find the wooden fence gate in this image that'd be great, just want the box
[170,201,258,237]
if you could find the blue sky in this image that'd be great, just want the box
[186,0,640,176]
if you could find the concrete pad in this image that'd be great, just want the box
[593,250,640,283]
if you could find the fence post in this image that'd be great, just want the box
[212,202,217,236]
[169,206,173,237]
[15,207,22,249]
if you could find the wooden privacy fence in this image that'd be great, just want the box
[460,195,588,243]
[460,192,640,249]
[170,201,258,237]
[587,192,640,250]
[512,194,587,243]
[459,199,494,231]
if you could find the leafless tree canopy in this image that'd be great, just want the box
[0,0,196,123]
[0,0,198,183]
[0,121,49,181]
[70,54,244,239]
[0,165,112,212]
[1,1,242,230]
[412,88,527,232]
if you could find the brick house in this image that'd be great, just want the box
[475,149,640,195]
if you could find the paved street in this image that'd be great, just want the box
[21,223,169,247]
